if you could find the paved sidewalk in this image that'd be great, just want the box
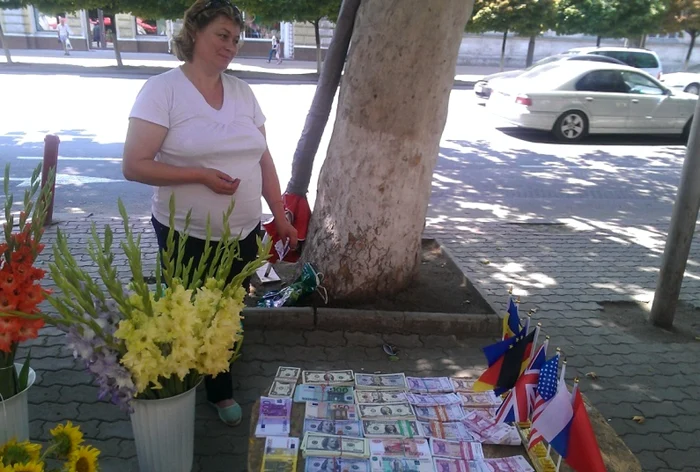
[0,48,499,84]
[432,221,700,472]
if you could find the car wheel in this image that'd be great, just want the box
[685,83,700,95]
[553,110,588,142]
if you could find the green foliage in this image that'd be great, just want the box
[2,0,190,20]
[236,0,341,24]
[663,0,700,34]
[468,0,556,36]
[556,0,669,38]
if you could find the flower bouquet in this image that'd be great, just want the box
[0,164,53,402]
[45,196,269,410]
[0,421,100,472]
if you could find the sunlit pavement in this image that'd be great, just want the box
[2,73,699,472]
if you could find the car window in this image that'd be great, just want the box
[576,70,628,93]
[590,51,659,69]
[621,71,665,95]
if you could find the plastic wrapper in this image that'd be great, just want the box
[258,262,323,308]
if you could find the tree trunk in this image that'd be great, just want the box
[640,34,647,48]
[286,0,362,196]
[499,30,507,71]
[302,0,475,301]
[113,34,124,67]
[596,35,602,47]
[525,35,536,67]
[314,19,322,74]
[0,22,12,65]
[98,10,106,50]
[685,31,697,70]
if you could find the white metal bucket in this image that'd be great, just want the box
[0,364,37,444]
[130,385,199,472]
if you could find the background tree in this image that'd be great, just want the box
[609,0,669,45]
[467,0,515,71]
[556,0,610,46]
[301,0,475,301]
[663,0,700,68]
[236,0,341,73]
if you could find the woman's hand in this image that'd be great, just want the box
[199,169,240,195]
[275,218,299,251]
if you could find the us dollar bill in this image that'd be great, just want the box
[355,390,408,404]
[358,402,416,420]
[301,433,369,458]
[361,420,420,439]
[303,370,355,385]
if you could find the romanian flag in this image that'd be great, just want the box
[502,297,521,340]
[474,328,536,394]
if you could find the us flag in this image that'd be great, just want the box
[528,352,561,449]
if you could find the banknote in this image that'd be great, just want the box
[276,366,301,381]
[458,392,502,408]
[405,393,462,406]
[482,456,534,472]
[269,379,297,398]
[369,456,435,472]
[306,402,358,421]
[406,377,455,394]
[433,458,485,472]
[416,421,475,442]
[261,436,300,472]
[301,433,369,458]
[303,419,363,438]
[295,385,355,404]
[461,411,514,445]
[355,390,408,404]
[429,439,484,460]
[304,457,371,472]
[450,378,476,393]
[358,402,416,420]
[256,397,292,437]
[362,420,420,439]
[355,373,408,390]
[368,438,431,459]
[303,370,355,385]
[413,404,466,422]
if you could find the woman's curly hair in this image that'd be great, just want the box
[174,0,244,62]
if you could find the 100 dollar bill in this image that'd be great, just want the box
[301,433,369,459]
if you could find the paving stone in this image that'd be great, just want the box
[381,333,423,349]
[263,330,306,346]
[28,384,63,405]
[634,451,669,470]
[636,401,689,418]
[29,402,80,423]
[323,346,368,362]
[194,434,235,456]
[97,420,134,440]
[40,369,94,387]
[304,330,347,347]
[244,344,288,362]
[622,433,675,453]
[282,346,322,361]
[99,456,138,472]
[345,331,385,348]
[198,453,246,472]
[79,402,130,422]
[662,431,698,451]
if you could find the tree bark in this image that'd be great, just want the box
[499,30,507,71]
[286,0,362,196]
[98,10,106,50]
[302,0,475,301]
[525,35,536,67]
[685,31,697,70]
[314,19,322,74]
[113,34,124,67]
[596,35,602,47]
[0,22,12,65]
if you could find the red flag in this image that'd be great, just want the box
[565,388,607,472]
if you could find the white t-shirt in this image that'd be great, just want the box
[129,67,267,240]
[57,24,71,39]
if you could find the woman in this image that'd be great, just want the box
[122,0,297,426]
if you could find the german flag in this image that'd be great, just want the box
[474,328,536,394]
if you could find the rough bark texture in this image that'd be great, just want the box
[286,0,362,196]
[525,35,536,67]
[685,31,697,69]
[302,0,474,301]
[0,22,12,64]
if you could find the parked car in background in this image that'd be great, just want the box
[565,47,663,79]
[486,62,696,142]
[660,64,700,95]
[474,54,626,99]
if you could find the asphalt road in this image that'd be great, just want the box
[0,73,688,227]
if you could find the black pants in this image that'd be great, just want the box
[151,216,260,403]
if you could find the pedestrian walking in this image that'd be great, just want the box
[122,0,297,428]
[268,33,279,63]
[57,17,72,55]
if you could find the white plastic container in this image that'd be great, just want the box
[0,364,36,444]
[130,385,199,472]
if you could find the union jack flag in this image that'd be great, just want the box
[528,352,561,449]
[495,341,547,424]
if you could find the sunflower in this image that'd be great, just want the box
[9,462,44,472]
[65,446,100,472]
[49,421,84,458]
[0,440,42,466]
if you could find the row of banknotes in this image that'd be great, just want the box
[293,385,502,410]
[268,368,489,398]
[302,455,534,472]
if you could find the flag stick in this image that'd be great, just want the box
[532,322,542,349]
[556,454,563,472]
